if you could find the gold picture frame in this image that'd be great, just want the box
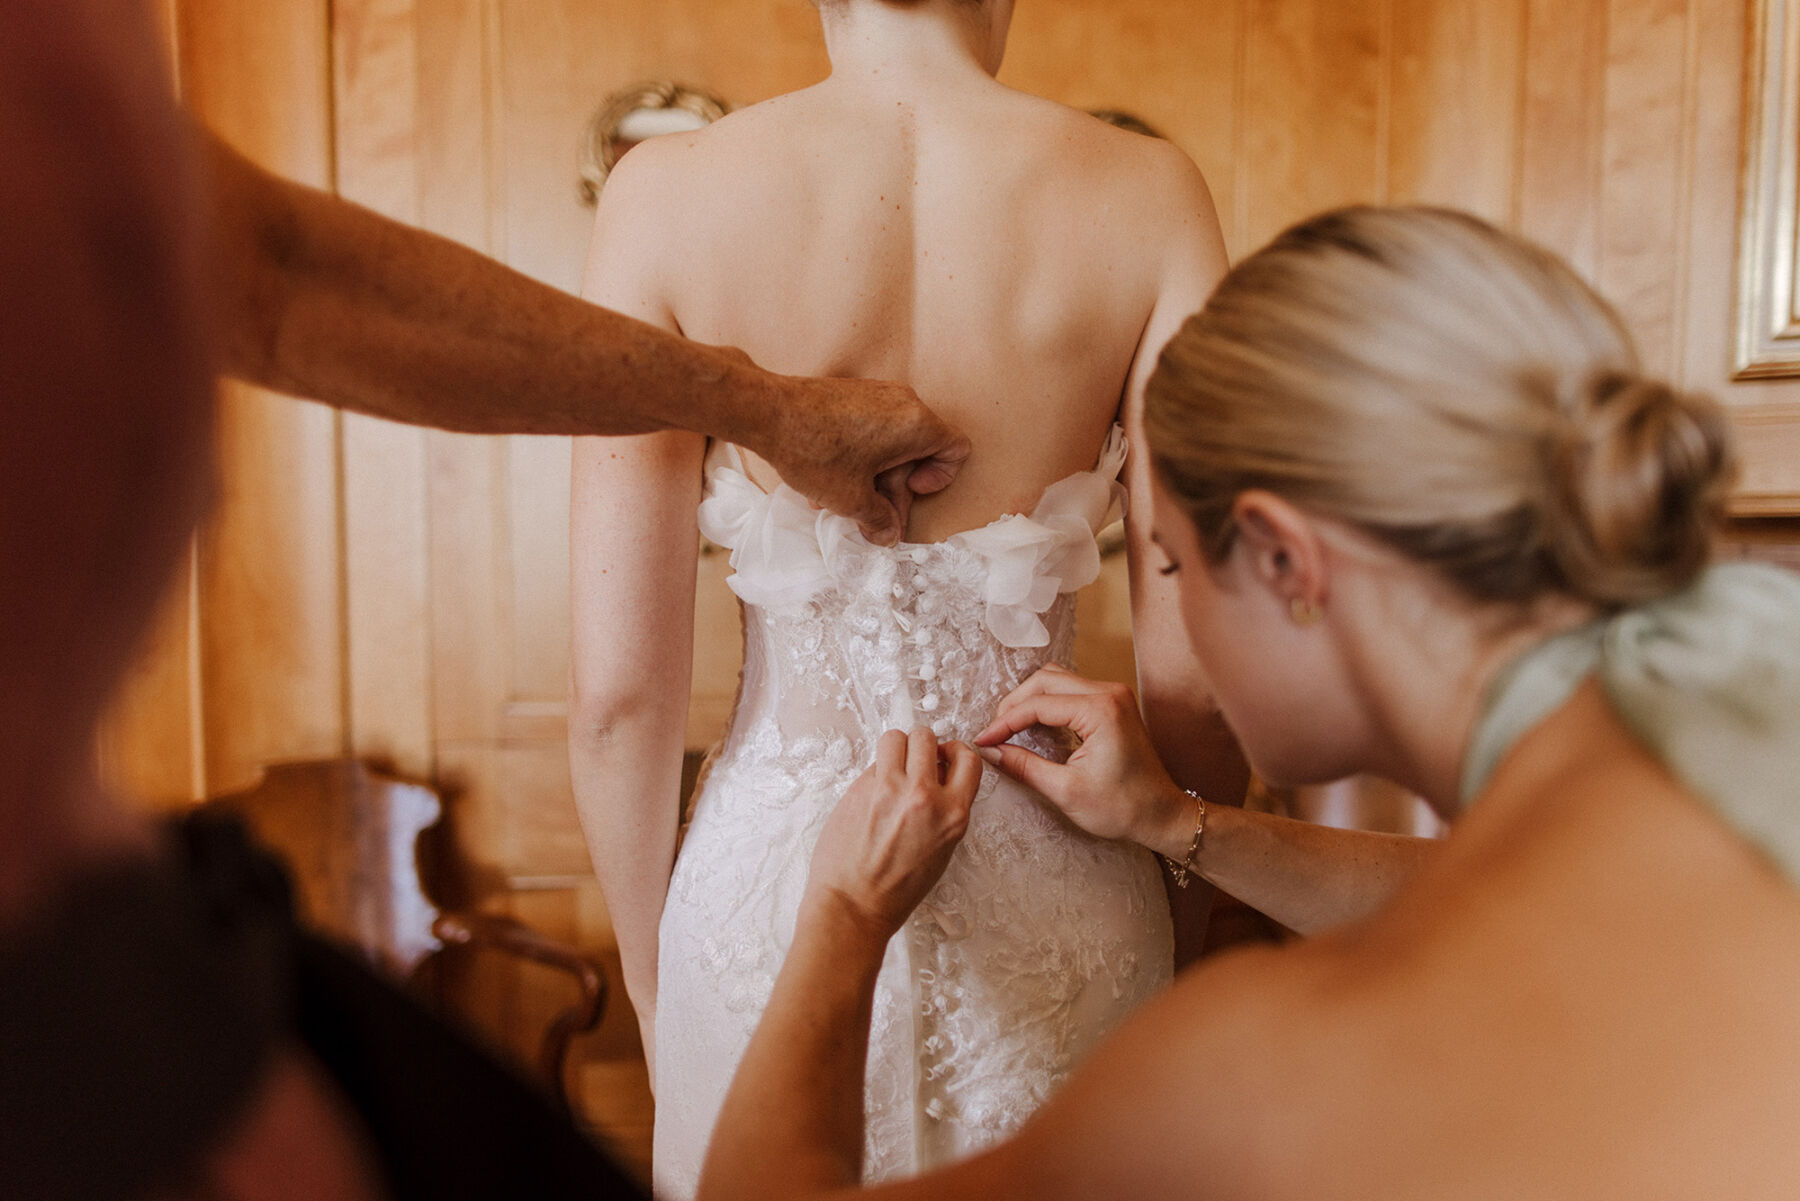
[1736,0,1800,378]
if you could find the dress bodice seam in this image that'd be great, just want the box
[702,423,1128,553]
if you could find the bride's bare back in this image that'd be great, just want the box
[588,6,1223,540]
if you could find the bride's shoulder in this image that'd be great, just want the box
[1000,102,1224,248]
[1001,93,1215,217]
[601,90,818,181]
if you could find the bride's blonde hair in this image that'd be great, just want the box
[1146,206,1736,610]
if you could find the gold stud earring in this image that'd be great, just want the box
[1290,597,1321,626]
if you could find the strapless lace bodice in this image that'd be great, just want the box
[697,424,1127,744]
[651,426,1171,1199]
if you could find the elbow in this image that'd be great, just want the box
[567,680,671,755]
[1137,678,1222,728]
[203,136,309,388]
[567,691,627,755]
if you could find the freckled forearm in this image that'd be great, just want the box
[202,128,792,440]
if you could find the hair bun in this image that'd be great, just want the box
[1541,371,1736,608]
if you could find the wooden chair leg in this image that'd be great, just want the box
[431,911,608,1111]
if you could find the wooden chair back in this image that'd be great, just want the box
[204,759,604,1110]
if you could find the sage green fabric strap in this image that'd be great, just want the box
[1460,562,1800,883]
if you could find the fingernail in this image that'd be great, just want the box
[977,746,1003,767]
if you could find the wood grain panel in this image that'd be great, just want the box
[504,436,574,709]
[1073,558,1136,688]
[97,562,202,807]
[1389,0,1525,222]
[1672,0,1800,515]
[334,0,437,779]
[428,436,507,745]
[1517,0,1608,278]
[410,0,504,751]
[198,382,347,794]
[415,0,494,251]
[178,0,347,795]
[176,0,334,182]
[340,411,434,778]
[1597,0,1691,379]
[1732,404,1800,511]
[1240,0,1389,252]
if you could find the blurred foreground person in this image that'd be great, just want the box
[0,2,665,1196]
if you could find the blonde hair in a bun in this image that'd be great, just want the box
[1146,206,1737,611]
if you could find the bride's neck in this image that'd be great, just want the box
[819,1,999,86]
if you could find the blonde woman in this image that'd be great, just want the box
[568,0,1234,1194]
[701,206,1800,1200]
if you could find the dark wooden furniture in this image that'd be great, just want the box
[204,759,605,1111]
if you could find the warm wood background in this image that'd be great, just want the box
[109,0,1800,1157]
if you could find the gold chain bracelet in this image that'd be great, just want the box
[1161,789,1207,889]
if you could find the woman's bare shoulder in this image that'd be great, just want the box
[600,89,807,176]
[993,92,1217,235]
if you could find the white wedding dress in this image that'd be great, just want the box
[651,425,1173,1199]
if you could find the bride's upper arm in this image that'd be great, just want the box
[570,142,705,705]
[569,430,705,717]
[581,136,693,327]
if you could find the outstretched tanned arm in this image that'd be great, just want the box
[199,131,967,545]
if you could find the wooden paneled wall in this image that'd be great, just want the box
[102,0,344,808]
[110,0,1799,785]
[99,0,1800,1134]
[1001,0,1800,509]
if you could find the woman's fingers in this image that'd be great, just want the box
[976,692,1111,748]
[981,740,1066,799]
[904,724,940,783]
[976,668,1127,745]
[807,733,985,937]
[875,727,908,777]
[941,740,985,806]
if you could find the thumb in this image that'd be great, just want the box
[863,463,912,546]
[906,433,971,497]
[979,741,1065,801]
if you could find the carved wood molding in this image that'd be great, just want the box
[1729,402,1800,513]
[1736,0,1800,378]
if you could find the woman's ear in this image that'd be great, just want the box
[1229,491,1329,622]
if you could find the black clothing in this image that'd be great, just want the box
[0,813,647,1200]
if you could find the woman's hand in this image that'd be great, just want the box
[803,728,984,939]
[974,664,1195,859]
